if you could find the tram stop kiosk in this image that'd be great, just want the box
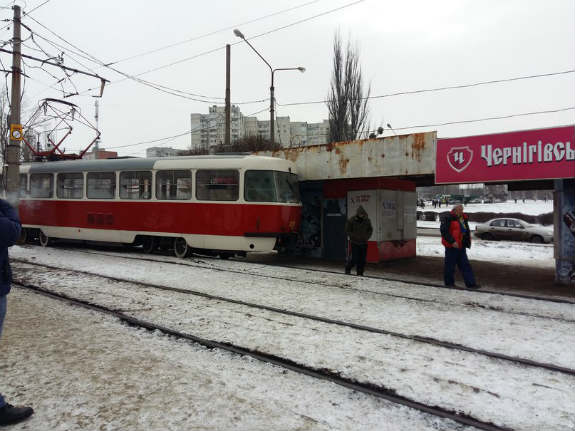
[261,125,574,286]
[260,132,434,263]
[347,189,416,262]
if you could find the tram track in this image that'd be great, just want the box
[13,257,575,377]
[16,281,514,431]
[31,246,575,323]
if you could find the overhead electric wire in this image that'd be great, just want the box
[109,106,575,153]
[383,107,575,132]
[22,15,240,101]
[22,21,235,103]
[24,19,268,104]
[19,17,574,109]
[122,0,366,79]
[276,70,575,106]
[106,106,270,151]
[316,107,575,139]
[105,0,324,67]
[21,0,366,103]
[24,0,50,16]
[0,0,49,32]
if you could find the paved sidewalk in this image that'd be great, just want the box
[245,254,574,301]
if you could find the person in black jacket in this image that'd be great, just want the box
[0,199,34,426]
[344,206,373,276]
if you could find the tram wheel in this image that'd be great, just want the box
[219,252,232,260]
[39,231,51,247]
[141,236,157,254]
[173,237,191,258]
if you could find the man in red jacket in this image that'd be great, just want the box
[440,204,480,289]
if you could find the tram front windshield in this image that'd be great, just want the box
[244,170,300,203]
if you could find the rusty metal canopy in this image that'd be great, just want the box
[258,132,436,181]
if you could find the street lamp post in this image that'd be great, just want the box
[234,29,305,145]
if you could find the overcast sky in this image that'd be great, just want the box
[1,0,573,157]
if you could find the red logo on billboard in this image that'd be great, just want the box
[447,146,473,173]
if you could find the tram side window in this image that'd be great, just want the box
[57,173,84,199]
[244,170,300,203]
[120,171,152,200]
[19,174,28,197]
[156,170,192,200]
[276,172,300,203]
[87,172,116,199]
[30,173,53,198]
[244,171,277,202]
[196,170,239,201]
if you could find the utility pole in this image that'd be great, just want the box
[270,73,275,146]
[6,5,22,203]
[94,99,100,152]
[224,44,231,147]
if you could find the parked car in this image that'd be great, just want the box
[474,218,553,243]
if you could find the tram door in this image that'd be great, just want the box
[323,198,347,260]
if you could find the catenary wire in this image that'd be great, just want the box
[110,106,575,154]
[104,0,324,66]
[21,0,366,101]
[119,0,367,79]
[107,106,270,152]
[276,70,575,107]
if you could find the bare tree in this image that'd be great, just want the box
[327,32,371,143]
[215,135,281,153]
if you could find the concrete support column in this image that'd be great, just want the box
[553,179,575,285]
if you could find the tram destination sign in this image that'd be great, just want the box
[435,125,575,184]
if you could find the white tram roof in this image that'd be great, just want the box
[20,155,297,174]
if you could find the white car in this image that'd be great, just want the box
[474,218,553,243]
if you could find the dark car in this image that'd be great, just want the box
[475,218,553,243]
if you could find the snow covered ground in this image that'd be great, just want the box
[420,199,553,215]
[2,245,574,430]
[4,289,456,431]
[417,199,554,229]
[417,236,555,268]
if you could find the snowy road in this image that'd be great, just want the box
[8,245,575,431]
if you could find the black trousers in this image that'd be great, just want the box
[345,243,368,275]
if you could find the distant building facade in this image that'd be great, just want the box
[81,149,119,160]
[146,147,182,158]
[189,105,329,152]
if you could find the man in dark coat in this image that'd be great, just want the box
[0,199,34,426]
[344,205,373,276]
[440,204,480,289]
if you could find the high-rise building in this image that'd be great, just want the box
[189,105,329,151]
[190,105,244,152]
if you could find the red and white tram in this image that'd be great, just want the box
[18,155,302,258]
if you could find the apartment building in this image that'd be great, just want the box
[189,105,329,151]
